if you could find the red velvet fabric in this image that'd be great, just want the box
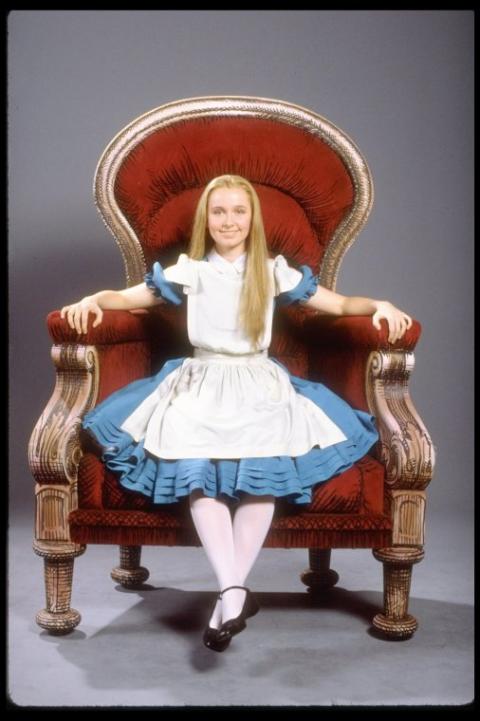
[301,314,422,410]
[48,309,152,345]
[114,116,354,272]
[94,343,151,404]
[301,314,422,353]
[68,511,392,549]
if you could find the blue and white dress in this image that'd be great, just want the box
[82,248,379,505]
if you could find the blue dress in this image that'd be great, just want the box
[82,251,379,506]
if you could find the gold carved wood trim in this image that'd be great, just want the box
[94,95,373,289]
[365,350,435,490]
[28,344,99,486]
[29,343,100,543]
[34,483,79,543]
[389,490,426,546]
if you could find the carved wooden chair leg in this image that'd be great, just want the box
[301,548,339,595]
[111,545,150,588]
[372,546,425,639]
[33,541,86,634]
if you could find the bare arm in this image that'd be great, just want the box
[60,282,164,334]
[302,285,413,344]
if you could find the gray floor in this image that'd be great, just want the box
[8,508,474,708]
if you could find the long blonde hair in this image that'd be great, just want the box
[188,175,272,350]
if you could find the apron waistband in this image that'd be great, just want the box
[193,347,268,362]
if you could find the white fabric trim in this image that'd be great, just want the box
[273,254,304,296]
[163,253,198,292]
[206,248,247,275]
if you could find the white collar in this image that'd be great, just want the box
[206,248,247,275]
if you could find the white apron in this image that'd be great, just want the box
[120,250,346,459]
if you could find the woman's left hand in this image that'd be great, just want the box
[371,301,413,343]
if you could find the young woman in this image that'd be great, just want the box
[61,174,412,652]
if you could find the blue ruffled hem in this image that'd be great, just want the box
[276,265,318,306]
[82,356,379,506]
[145,262,184,305]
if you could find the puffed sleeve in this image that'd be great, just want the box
[273,254,318,306]
[144,253,197,306]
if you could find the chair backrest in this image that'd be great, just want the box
[94,96,373,290]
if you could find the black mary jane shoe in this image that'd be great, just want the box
[203,593,232,652]
[203,624,232,652]
[216,585,257,641]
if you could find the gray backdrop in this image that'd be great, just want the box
[9,10,474,521]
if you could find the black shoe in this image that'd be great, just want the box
[203,625,232,652]
[216,586,254,641]
[203,593,232,652]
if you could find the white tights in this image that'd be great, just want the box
[189,490,275,628]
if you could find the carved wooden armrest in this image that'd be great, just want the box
[29,309,156,549]
[301,313,435,548]
[365,348,435,548]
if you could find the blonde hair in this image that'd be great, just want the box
[188,175,272,350]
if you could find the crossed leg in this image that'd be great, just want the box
[189,490,275,628]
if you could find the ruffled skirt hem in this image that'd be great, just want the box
[82,356,379,506]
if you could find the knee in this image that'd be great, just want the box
[189,489,231,509]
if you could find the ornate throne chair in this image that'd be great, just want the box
[29,96,435,639]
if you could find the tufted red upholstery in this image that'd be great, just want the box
[114,116,354,272]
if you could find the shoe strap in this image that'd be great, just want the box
[219,585,249,597]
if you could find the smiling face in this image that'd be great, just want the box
[207,186,252,259]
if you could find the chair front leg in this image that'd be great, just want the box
[33,541,86,634]
[372,546,424,638]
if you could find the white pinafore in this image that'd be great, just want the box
[120,249,347,460]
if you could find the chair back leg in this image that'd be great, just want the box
[301,548,339,594]
[111,545,150,588]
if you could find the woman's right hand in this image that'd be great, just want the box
[60,296,103,334]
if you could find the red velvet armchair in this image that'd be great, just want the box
[29,96,435,639]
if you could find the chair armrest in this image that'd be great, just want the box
[47,309,152,345]
[297,314,421,411]
[29,309,159,545]
[30,309,154,497]
[300,313,422,352]
[32,304,185,492]
[297,311,435,507]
